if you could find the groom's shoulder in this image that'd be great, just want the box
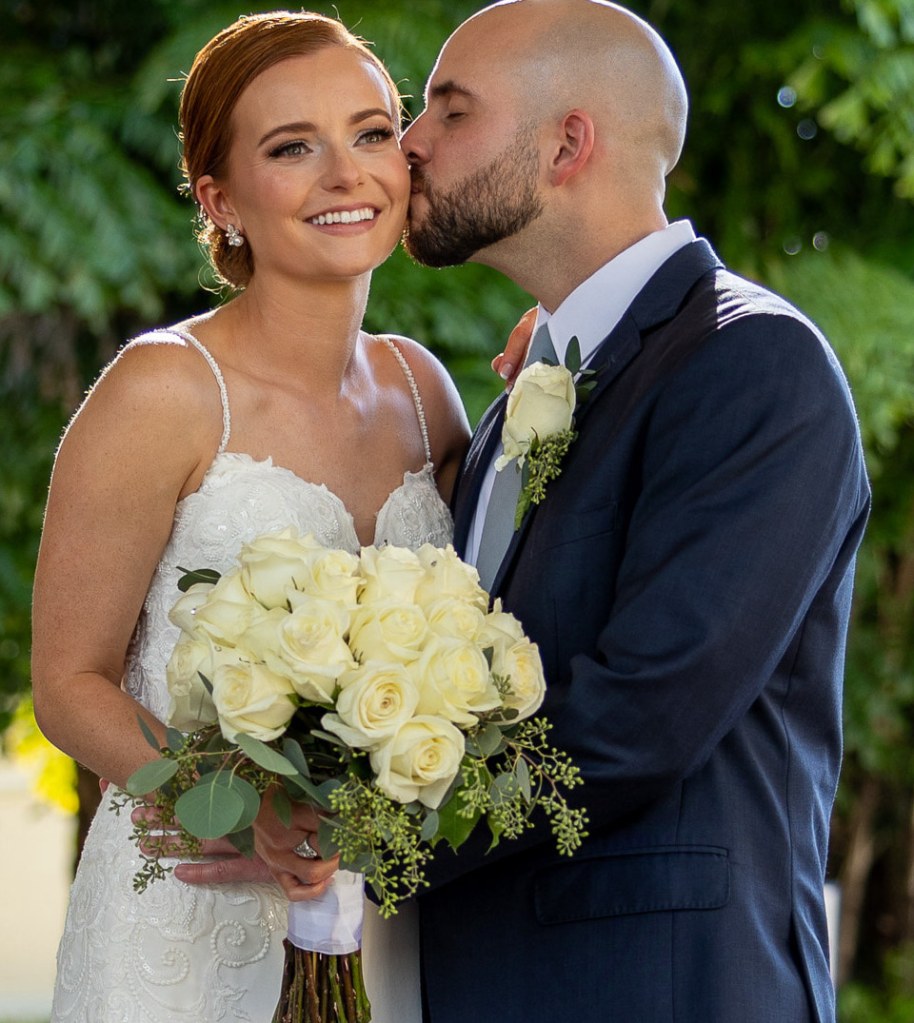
[704,265,821,339]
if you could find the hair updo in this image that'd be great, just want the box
[179,11,401,289]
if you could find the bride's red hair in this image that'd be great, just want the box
[179,11,401,289]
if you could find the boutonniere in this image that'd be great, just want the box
[495,337,598,528]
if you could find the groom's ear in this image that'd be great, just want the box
[547,110,595,187]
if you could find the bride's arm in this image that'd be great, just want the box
[31,340,221,786]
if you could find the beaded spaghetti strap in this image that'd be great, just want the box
[379,336,432,464]
[149,327,232,454]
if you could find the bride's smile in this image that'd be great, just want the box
[198,46,410,286]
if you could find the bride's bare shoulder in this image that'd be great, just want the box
[82,321,223,422]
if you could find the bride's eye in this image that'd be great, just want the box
[357,127,395,145]
[269,139,311,158]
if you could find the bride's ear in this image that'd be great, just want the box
[195,175,239,234]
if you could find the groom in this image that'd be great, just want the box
[401,1,869,1021]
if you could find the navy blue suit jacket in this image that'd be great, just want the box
[418,240,870,1022]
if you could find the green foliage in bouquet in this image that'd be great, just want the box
[117,694,586,917]
[113,535,588,918]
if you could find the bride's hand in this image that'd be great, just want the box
[130,804,276,885]
[491,307,537,389]
[252,793,340,902]
[130,801,336,893]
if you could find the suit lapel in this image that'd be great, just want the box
[487,238,724,596]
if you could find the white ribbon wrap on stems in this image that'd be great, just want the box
[286,869,364,955]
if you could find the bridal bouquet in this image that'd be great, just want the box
[119,529,586,1023]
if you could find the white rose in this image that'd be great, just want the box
[238,529,323,609]
[210,660,297,742]
[266,599,356,704]
[359,545,426,604]
[414,544,488,610]
[495,361,575,469]
[167,582,214,633]
[192,569,261,645]
[294,547,362,606]
[322,662,420,749]
[479,604,527,660]
[165,633,221,730]
[424,597,486,642]
[493,639,547,721]
[370,716,466,808]
[349,600,428,665]
[412,636,500,727]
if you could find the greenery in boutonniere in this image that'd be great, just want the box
[495,337,598,528]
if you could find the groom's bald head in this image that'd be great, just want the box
[402,0,688,301]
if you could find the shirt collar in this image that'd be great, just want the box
[535,220,696,366]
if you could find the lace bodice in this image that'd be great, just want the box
[123,329,453,722]
[51,329,453,1022]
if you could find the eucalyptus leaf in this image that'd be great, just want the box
[271,787,293,829]
[284,774,332,809]
[420,809,440,842]
[516,758,532,804]
[486,812,506,852]
[436,791,480,850]
[282,737,311,778]
[346,851,374,875]
[212,773,262,832]
[310,728,347,748]
[198,673,213,695]
[126,757,178,796]
[137,715,162,753]
[476,722,504,758]
[565,336,582,375]
[318,819,341,859]
[489,771,519,806]
[317,778,343,801]
[165,727,185,753]
[175,779,245,839]
[226,826,256,858]
[235,733,298,776]
[176,566,221,592]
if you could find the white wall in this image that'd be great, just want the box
[0,759,73,1023]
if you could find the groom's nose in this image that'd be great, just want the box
[400,113,428,166]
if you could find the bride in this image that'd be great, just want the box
[31,12,526,1021]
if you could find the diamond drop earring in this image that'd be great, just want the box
[225,224,245,248]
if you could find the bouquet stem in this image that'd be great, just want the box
[272,940,371,1023]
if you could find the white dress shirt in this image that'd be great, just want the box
[466,220,696,566]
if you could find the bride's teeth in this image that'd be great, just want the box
[310,207,375,225]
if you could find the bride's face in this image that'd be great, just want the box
[206,47,409,285]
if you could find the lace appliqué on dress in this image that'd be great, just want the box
[53,449,453,1023]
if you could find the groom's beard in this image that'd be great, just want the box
[404,127,544,268]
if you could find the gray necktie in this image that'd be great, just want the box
[476,324,558,592]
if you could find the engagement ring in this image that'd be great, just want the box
[293,834,319,859]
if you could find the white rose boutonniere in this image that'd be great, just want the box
[496,337,597,528]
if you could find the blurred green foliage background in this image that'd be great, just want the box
[2,0,913,1015]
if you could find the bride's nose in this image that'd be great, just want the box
[320,145,363,190]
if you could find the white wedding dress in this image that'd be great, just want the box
[50,329,453,1023]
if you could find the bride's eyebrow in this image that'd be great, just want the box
[258,109,394,147]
